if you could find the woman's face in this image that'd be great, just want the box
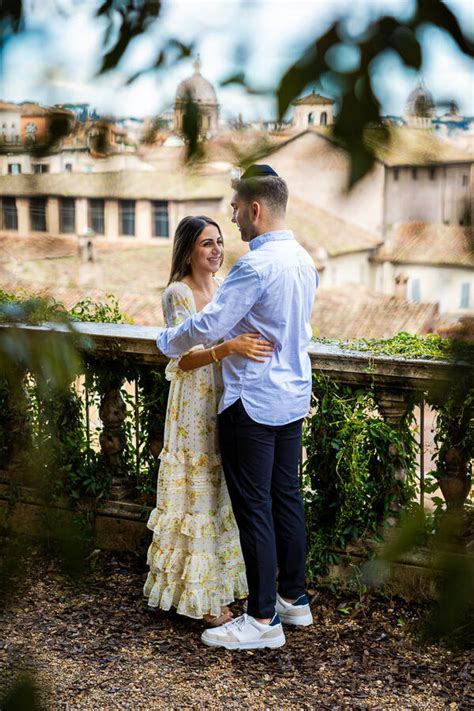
[189,224,224,275]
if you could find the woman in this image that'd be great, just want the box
[144,215,273,626]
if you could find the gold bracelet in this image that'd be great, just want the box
[210,346,219,363]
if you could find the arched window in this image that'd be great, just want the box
[320,112,327,125]
[308,112,314,125]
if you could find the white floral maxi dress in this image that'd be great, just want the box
[143,281,248,618]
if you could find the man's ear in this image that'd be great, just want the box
[251,200,261,223]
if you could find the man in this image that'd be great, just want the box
[157,164,318,650]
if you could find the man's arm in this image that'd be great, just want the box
[157,260,262,358]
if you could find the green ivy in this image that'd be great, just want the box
[303,374,417,577]
[315,331,474,362]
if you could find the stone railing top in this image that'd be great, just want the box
[4,321,471,389]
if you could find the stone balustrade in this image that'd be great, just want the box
[0,322,472,552]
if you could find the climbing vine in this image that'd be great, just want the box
[303,374,418,577]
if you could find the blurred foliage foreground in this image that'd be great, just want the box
[1,0,473,184]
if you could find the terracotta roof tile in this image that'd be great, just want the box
[269,127,473,167]
[373,222,474,268]
[292,92,335,106]
[0,171,225,201]
[287,196,382,257]
[313,285,439,339]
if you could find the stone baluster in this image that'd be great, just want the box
[99,385,134,501]
[139,368,167,469]
[436,396,472,511]
[0,370,30,484]
[374,387,413,522]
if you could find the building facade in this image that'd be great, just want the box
[267,128,472,235]
[0,172,224,241]
[0,102,22,146]
[291,92,335,130]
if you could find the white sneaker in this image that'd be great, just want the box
[201,613,286,650]
[275,593,313,626]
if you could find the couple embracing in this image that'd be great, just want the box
[144,164,318,650]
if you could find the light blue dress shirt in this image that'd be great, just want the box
[157,230,318,425]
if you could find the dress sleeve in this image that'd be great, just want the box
[162,283,193,328]
[161,283,204,381]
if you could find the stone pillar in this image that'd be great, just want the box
[375,387,413,520]
[76,198,89,234]
[47,197,60,235]
[0,369,30,483]
[104,199,119,238]
[136,200,152,240]
[16,198,29,236]
[99,384,134,501]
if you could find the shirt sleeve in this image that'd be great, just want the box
[157,260,262,358]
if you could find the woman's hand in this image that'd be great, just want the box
[227,333,274,362]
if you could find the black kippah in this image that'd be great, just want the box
[240,164,279,179]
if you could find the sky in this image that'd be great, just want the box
[0,0,473,121]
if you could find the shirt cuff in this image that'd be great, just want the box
[156,328,168,354]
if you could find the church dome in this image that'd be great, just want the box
[176,57,217,105]
[405,80,435,118]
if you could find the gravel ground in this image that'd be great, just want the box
[1,549,473,710]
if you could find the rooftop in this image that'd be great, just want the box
[0,170,225,201]
[292,92,335,106]
[373,222,474,268]
[286,196,382,259]
[269,127,473,166]
[313,285,439,339]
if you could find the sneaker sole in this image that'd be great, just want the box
[201,633,286,650]
[278,611,313,626]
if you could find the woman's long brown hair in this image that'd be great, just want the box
[167,215,223,285]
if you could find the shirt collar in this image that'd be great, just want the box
[249,230,295,251]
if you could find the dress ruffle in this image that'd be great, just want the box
[143,568,248,619]
[146,504,239,539]
[159,448,221,467]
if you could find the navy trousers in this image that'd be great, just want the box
[218,398,306,618]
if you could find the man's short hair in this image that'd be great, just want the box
[231,174,289,215]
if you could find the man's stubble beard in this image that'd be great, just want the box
[240,224,259,243]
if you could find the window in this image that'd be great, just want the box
[393,168,399,181]
[410,278,421,303]
[8,163,21,175]
[65,163,73,172]
[152,201,169,237]
[59,198,76,233]
[0,197,18,230]
[29,198,47,232]
[33,164,49,174]
[120,200,135,236]
[411,168,418,180]
[462,175,468,186]
[320,111,327,126]
[429,167,436,181]
[460,283,471,309]
[308,112,314,125]
[89,198,105,235]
